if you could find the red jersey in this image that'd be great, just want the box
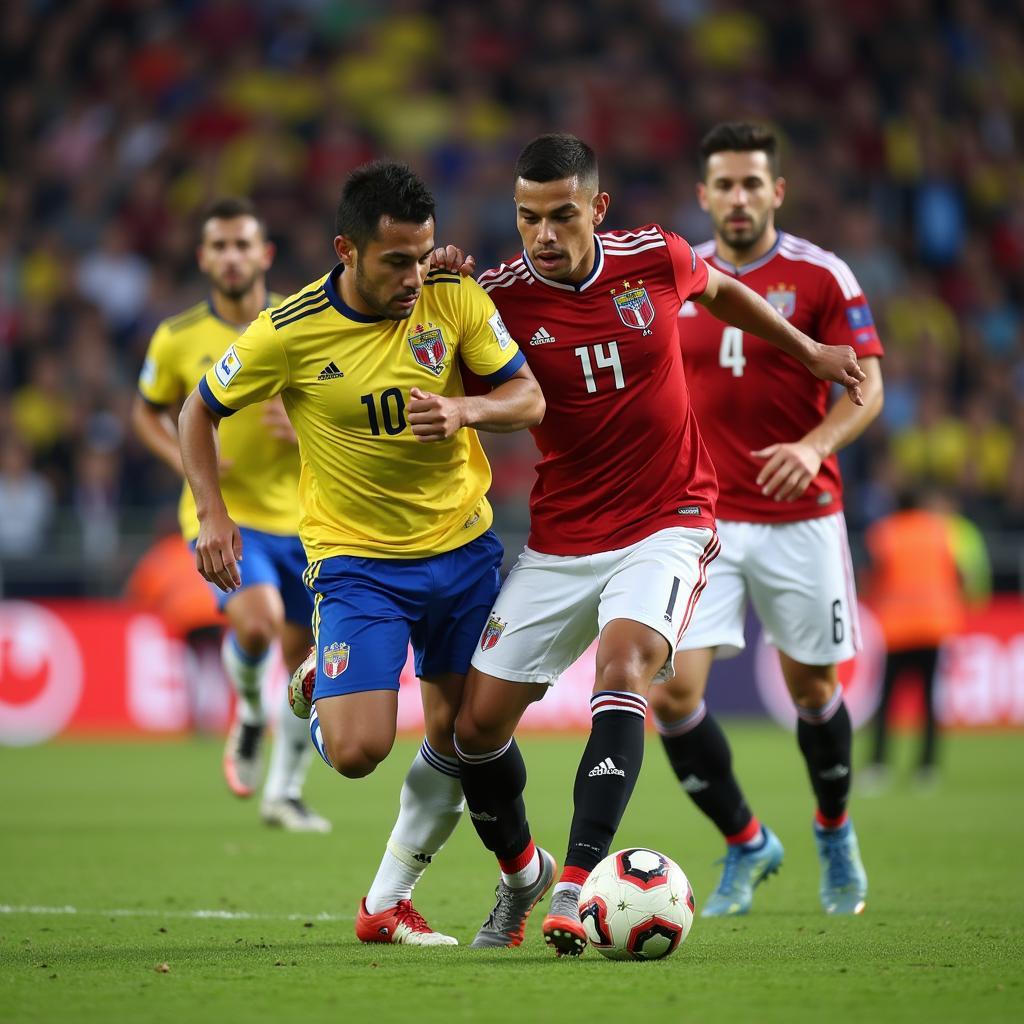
[679,232,884,523]
[479,224,716,556]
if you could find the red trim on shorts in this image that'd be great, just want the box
[677,532,721,642]
[558,866,591,887]
[815,810,849,830]
[499,838,536,875]
[726,817,762,846]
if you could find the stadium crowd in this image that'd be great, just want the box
[1,0,1022,591]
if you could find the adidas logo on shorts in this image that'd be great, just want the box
[588,757,626,778]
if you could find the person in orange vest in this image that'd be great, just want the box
[861,487,969,786]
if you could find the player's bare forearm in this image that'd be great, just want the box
[803,357,884,458]
[698,271,865,403]
[131,394,184,476]
[178,389,228,521]
[407,368,544,442]
[461,374,545,433]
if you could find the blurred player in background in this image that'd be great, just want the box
[179,162,544,945]
[133,198,329,832]
[455,133,867,955]
[648,122,884,917]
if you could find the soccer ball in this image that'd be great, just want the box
[578,848,695,961]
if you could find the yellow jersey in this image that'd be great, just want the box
[138,295,300,540]
[199,266,525,561]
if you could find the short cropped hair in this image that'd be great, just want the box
[335,161,435,247]
[199,197,267,240]
[514,133,599,190]
[699,122,780,178]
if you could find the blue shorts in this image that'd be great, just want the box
[307,529,504,698]
[192,526,313,626]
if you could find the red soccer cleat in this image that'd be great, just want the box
[355,899,458,946]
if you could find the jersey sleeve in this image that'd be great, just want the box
[813,259,885,358]
[198,310,288,417]
[663,229,710,303]
[137,323,181,408]
[455,278,526,386]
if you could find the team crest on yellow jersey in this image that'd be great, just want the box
[322,641,350,678]
[766,284,797,319]
[408,322,447,376]
[480,613,506,651]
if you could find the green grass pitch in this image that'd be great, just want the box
[2,725,1022,1023]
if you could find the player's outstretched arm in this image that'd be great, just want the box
[752,357,884,501]
[407,365,544,442]
[179,388,242,592]
[697,267,866,405]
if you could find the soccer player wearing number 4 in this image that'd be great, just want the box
[456,134,867,955]
[650,123,884,917]
[179,162,544,945]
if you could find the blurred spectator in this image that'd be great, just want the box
[0,431,54,558]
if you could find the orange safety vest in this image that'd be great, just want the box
[864,509,964,650]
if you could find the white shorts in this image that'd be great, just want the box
[471,527,719,686]
[676,513,860,665]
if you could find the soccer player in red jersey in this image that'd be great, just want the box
[453,133,867,954]
[649,123,884,917]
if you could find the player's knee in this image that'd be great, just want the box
[233,619,278,655]
[453,706,503,755]
[791,676,838,711]
[595,656,654,695]
[649,680,700,722]
[323,736,390,779]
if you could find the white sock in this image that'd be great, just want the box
[364,740,464,914]
[221,633,270,726]
[263,683,312,803]
[502,849,541,889]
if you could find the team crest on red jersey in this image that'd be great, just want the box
[408,322,447,376]
[322,641,350,678]
[766,284,797,320]
[611,281,656,330]
[479,614,506,651]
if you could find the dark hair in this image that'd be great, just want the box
[699,122,780,178]
[334,161,435,247]
[514,133,599,190]
[199,197,267,240]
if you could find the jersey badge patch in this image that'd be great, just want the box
[488,310,513,350]
[214,345,243,387]
[408,322,447,376]
[479,614,506,652]
[766,285,797,320]
[139,357,157,388]
[845,304,874,329]
[611,282,655,330]
[322,641,350,678]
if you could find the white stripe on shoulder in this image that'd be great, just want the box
[478,265,518,285]
[603,239,667,257]
[779,237,861,299]
[600,226,663,245]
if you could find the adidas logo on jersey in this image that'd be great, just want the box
[530,326,556,345]
[588,757,626,778]
[317,361,344,380]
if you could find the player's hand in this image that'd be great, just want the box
[194,511,243,592]
[261,396,298,444]
[407,387,465,442]
[430,244,476,278]
[807,343,865,406]
[752,441,823,502]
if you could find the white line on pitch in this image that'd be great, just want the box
[0,904,353,922]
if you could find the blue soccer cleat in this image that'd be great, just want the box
[814,819,868,915]
[701,826,784,917]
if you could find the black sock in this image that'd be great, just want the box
[656,702,754,839]
[565,691,647,872]
[796,688,853,822]
[455,737,532,861]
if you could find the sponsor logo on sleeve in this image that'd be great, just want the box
[488,310,513,350]
[139,357,157,388]
[214,345,243,387]
[845,304,874,330]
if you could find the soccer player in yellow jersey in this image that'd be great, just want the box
[178,162,544,945]
[132,198,329,833]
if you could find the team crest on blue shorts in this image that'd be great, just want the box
[322,641,351,678]
[480,613,506,652]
